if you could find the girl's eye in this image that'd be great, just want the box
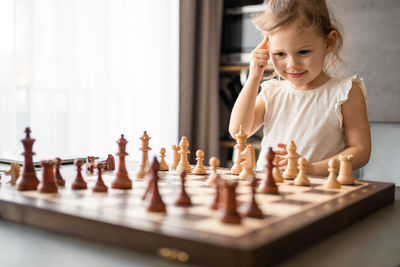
[274,52,286,57]
[299,50,311,55]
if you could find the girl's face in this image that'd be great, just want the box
[268,24,330,90]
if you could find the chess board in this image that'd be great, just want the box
[0,167,395,266]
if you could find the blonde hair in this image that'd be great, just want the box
[253,0,344,76]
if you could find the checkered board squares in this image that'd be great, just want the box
[1,169,369,239]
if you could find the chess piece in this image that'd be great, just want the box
[93,162,108,193]
[104,154,115,171]
[111,134,132,189]
[174,171,192,206]
[39,160,58,193]
[324,159,341,189]
[220,181,241,224]
[86,156,96,174]
[258,147,279,194]
[159,147,169,171]
[209,174,222,210]
[231,125,247,175]
[294,157,310,186]
[243,176,263,218]
[283,140,299,180]
[239,144,256,179]
[147,157,166,213]
[72,159,87,190]
[205,157,219,186]
[337,154,355,185]
[177,136,191,173]
[54,158,65,186]
[170,145,180,170]
[17,127,40,191]
[136,131,152,179]
[193,150,207,175]
[273,155,284,183]
[5,162,20,185]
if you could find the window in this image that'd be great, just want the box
[0,0,179,161]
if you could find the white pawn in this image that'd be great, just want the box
[337,154,355,185]
[159,147,169,171]
[205,157,219,186]
[239,144,256,179]
[283,140,299,180]
[324,158,341,189]
[273,155,284,183]
[193,150,207,175]
[294,157,310,186]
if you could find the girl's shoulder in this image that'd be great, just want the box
[260,78,288,96]
[333,74,367,102]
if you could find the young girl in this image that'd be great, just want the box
[229,0,371,176]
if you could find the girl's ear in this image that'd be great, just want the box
[326,30,338,53]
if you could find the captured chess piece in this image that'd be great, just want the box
[54,158,65,186]
[174,171,192,206]
[159,147,169,171]
[273,155,284,183]
[170,145,180,170]
[147,157,166,213]
[209,174,222,210]
[193,150,207,175]
[17,127,40,191]
[283,140,299,180]
[324,158,341,189]
[294,157,310,186]
[220,181,241,224]
[136,131,152,179]
[177,136,191,173]
[93,162,108,193]
[205,157,219,186]
[243,176,263,218]
[72,159,87,190]
[111,134,132,189]
[337,154,355,185]
[231,125,247,175]
[4,162,20,185]
[39,160,58,193]
[86,156,96,174]
[258,147,279,194]
[239,144,256,179]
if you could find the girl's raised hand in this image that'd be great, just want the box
[249,34,269,80]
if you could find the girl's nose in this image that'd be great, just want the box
[287,56,299,69]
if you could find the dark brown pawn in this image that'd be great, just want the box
[72,159,87,190]
[111,134,132,189]
[93,162,108,193]
[39,160,58,193]
[243,176,263,218]
[220,180,241,224]
[55,158,65,186]
[17,127,40,191]
[209,174,222,210]
[258,147,279,194]
[175,171,191,206]
[147,157,166,213]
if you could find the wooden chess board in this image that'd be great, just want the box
[0,168,395,266]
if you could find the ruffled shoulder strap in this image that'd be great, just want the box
[260,78,285,100]
[335,74,368,131]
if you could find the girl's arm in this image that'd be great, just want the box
[229,35,269,137]
[308,82,371,176]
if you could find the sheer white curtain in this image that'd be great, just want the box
[0,0,179,161]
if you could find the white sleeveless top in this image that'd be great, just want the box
[256,74,367,171]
